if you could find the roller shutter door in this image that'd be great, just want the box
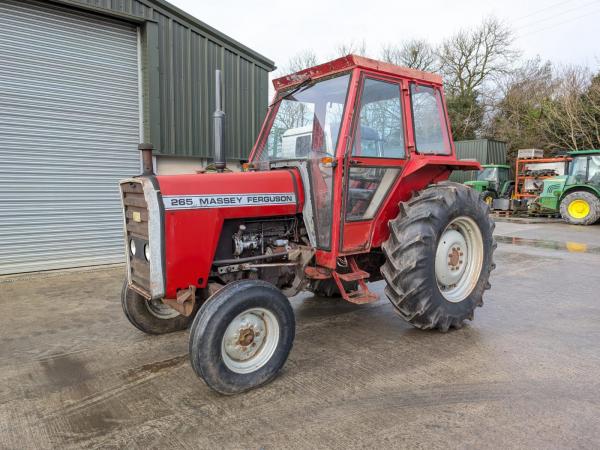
[0,0,140,274]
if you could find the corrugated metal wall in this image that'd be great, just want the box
[0,0,141,274]
[68,0,273,160]
[450,139,508,183]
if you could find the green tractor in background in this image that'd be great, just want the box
[464,164,514,206]
[536,150,600,225]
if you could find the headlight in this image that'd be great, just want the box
[129,239,137,256]
[144,244,150,261]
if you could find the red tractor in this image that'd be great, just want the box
[120,55,495,394]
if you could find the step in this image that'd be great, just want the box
[337,269,369,282]
[346,289,379,304]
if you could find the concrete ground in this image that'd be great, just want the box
[1,221,600,449]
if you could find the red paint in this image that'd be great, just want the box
[158,170,303,297]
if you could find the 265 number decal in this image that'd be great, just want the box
[170,198,194,207]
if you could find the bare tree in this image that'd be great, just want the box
[542,66,600,150]
[438,17,518,97]
[332,39,368,58]
[488,60,600,156]
[436,17,518,139]
[280,50,318,74]
[487,58,556,159]
[380,39,437,72]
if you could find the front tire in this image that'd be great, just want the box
[381,182,496,332]
[481,190,495,206]
[121,280,191,334]
[559,191,600,225]
[189,280,295,395]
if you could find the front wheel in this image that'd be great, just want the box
[121,280,191,334]
[481,190,496,206]
[381,182,496,331]
[189,280,295,395]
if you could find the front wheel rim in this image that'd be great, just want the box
[221,307,280,374]
[435,216,484,303]
[145,298,179,319]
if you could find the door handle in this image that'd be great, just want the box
[349,159,363,166]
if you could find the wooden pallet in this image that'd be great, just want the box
[492,210,513,217]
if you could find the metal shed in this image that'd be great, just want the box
[0,0,274,275]
[449,139,508,183]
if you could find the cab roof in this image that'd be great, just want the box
[273,54,443,91]
[567,149,600,156]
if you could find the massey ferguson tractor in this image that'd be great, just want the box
[120,55,496,395]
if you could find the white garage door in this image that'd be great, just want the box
[0,0,140,275]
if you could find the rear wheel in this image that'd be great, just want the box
[381,182,496,331]
[121,280,191,334]
[189,280,295,395]
[559,191,600,225]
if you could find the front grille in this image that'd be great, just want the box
[121,181,151,295]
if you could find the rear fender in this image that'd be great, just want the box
[369,158,474,248]
[561,184,600,201]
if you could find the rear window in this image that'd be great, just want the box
[410,84,451,155]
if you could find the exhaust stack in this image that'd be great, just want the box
[213,70,226,172]
[138,143,154,175]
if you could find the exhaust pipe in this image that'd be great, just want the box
[138,143,154,175]
[213,69,226,172]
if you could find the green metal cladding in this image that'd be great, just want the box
[450,139,508,183]
[58,0,274,160]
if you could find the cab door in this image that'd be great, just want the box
[341,75,408,253]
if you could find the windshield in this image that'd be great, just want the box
[477,167,498,182]
[254,74,351,162]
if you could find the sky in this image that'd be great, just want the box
[169,0,600,73]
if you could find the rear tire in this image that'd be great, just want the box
[559,191,600,225]
[189,280,295,395]
[121,280,191,335]
[381,182,496,332]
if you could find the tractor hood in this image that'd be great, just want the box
[156,169,304,297]
[464,180,488,192]
[158,169,303,213]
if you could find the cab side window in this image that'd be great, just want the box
[410,84,451,155]
[588,156,600,183]
[352,78,405,159]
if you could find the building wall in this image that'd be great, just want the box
[450,139,508,183]
[55,0,274,160]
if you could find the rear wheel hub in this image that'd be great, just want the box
[568,199,590,219]
[434,216,484,303]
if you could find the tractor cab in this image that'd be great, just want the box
[565,150,600,185]
[249,55,465,264]
[465,164,512,204]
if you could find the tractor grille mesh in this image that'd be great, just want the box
[121,181,151,294]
